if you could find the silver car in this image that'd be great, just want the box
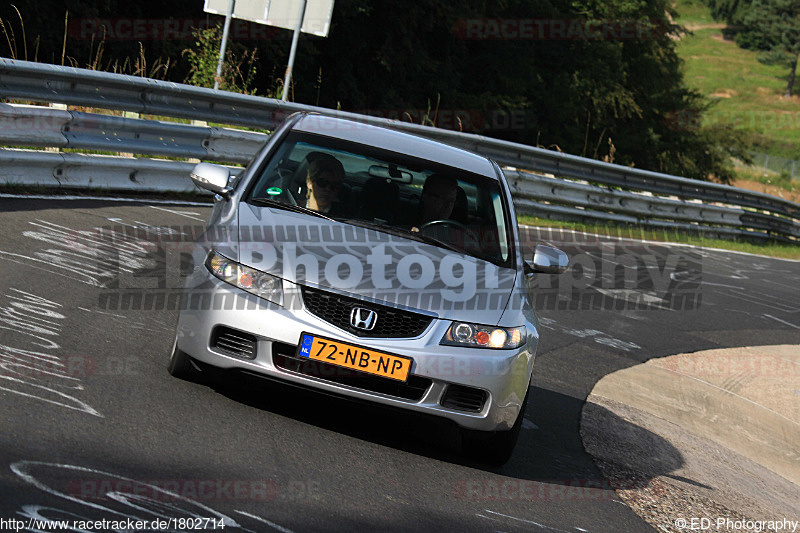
[170,113,568,464]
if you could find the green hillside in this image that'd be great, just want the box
[674,0,800,159]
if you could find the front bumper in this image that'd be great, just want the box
[176,275,536,432]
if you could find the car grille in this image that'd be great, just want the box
[300,286,433,338]
[272,342,432,401]
[440,384,487,412]
[211,326,258,360]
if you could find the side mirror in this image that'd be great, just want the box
[190,163,232,197]
[529,244,569,274]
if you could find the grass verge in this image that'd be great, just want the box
[518,216,800,260]
[675,0,800,164]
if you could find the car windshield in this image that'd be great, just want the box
[246,131,514,267]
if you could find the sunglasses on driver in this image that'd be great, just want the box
[313,177,342,191]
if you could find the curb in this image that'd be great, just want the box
[588,345,800,485]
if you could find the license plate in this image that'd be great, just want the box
[296,333,413,382]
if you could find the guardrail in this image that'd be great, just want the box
[0,103,267,163]
[1,57,798,242]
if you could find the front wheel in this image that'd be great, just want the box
[167,336,203,382]
[461,387,529,466]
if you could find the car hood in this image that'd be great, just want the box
[237,203,516,324]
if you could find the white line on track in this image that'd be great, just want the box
[148,205,207,221]
[234,510,296,533]
[478,510,589,532]
[764,314,800,329]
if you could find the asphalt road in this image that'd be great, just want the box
[1,196,798,532]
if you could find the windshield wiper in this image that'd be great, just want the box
[338,218,463,253]
[248,197,335,221]
[335,218,411,238]
[408,231,463,254]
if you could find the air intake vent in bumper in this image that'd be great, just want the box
[211,326,257,359]
[440,384,487,412]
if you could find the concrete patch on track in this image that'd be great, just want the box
[581,345,800,532]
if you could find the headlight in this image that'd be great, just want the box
[205,250,284,306]
[441,323,525,349]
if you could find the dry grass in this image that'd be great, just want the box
[1,8,173,79]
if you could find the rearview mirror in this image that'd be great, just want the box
[368,165,413,183]
[190,163,232,197]
[530,244,569,274]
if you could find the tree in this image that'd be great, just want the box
[2,0,749,182]
[738,0,800,96]
[704,0,752,25]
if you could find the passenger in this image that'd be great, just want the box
[305,154,345,214]
[412,174,458,231]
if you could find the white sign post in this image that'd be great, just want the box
[210,0,235,90]
[204,0,334,98]
[205,0,270,90]
[281,0,307,101]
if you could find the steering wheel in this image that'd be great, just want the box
[418,219,480,249]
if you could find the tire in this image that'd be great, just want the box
[167,336,202,382]
[462,387,529,466]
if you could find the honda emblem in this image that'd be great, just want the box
[350,307,378,331]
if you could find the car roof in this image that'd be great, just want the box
[291,114,498,178]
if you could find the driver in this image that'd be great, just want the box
[412,174,458,232]
[306,154,346,214]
